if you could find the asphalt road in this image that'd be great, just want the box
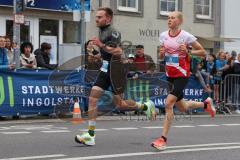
[0,116,240,160]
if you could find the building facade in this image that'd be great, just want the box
[93,0,221,64]
[221,0,240,53]
[0,0,84,65]
[0,0,221,66]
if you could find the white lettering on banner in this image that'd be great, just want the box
[21,85,85,94]
[55,86,63,94]
[36,98,42,106]
[42,86,48,94]
[35,86,41,94]
[155,98,167,106]
[154,87,168,96]
[28,86,34,94]
[22,97,84,107]
[70,86,75,93]
[154,98,204,107]
[22,86,27,94]
[64,86,69,94]
[27,0,35,6]
[44,98,50,106]
[184,89,204,96]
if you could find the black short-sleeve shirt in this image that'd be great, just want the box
[99,25,121,61]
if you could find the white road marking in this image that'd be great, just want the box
[40,130,71,133]
[0,132,31,135]
[79,129,108,132]
[9,125,68,131]
[51,145,240,160]
[198,124,219,127]
[142,126,164,129]
[0,127,10,130]
[167,142,240,149]
[172,125,195,128]
[222,124,240,126]
[10,125,53,128]
[41,130,71,133]
[0,154,66,160]
[112,127,138,130]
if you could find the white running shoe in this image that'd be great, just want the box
[75,132,95,146]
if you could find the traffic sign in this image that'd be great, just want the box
[14,14,25,24]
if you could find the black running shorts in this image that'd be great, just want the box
[167,77,189,102]
[94,71,126,95]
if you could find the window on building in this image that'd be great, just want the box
[39,19,58,36]
[6,20,30,44]
[159,0,178,16]
[117,0,139,12]
[195,0,212,19]
[63,21,79,43]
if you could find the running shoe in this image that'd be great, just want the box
[143,100,156,120]
[204,97,216,118]
[75,132,95,146]
[151,137,167,151]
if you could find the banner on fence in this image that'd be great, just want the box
[0,70,208,116]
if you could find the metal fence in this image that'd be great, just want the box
[223,74,240,112]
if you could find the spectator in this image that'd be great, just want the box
[12,41,18,50]
[20,42,37,69]
[124,53,139,79]
[191,55,211,93]
[0,36,14,70]
[225,52,231,61]
[85,40,102,70]
[205,53,217,98]
[214,51,227,102]
[233,54,240,114]
[233,53,240,74]
[5,36,14,64]
[222,50,236,78]
[34,42,57,70]
[134,45,156,73]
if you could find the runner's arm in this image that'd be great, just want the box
[191,41,206,58]
[101,45,122,56]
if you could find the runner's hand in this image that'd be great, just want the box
[179,44,188,53]
[91,37,104,48]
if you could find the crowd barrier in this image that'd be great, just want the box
[224,74,240,112]
[0,69,208,117]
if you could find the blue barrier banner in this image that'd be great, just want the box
[0,70,87,116]
[0,0,91,12]
[0,70,208,116]
[87,72,208,111]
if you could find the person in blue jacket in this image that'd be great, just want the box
[0,36,15,70]
[214,51,227,102]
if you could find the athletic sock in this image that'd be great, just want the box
[88,121,96,137]
[161,136,167,142]
[136,102,148,111]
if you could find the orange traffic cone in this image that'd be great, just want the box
[71,101,83,124]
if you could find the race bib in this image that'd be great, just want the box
[100,60,109,73]
[165,54,179,66]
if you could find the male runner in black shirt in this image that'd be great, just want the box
[75,7,156,146]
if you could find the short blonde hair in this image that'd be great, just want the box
[175,11,183,21]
